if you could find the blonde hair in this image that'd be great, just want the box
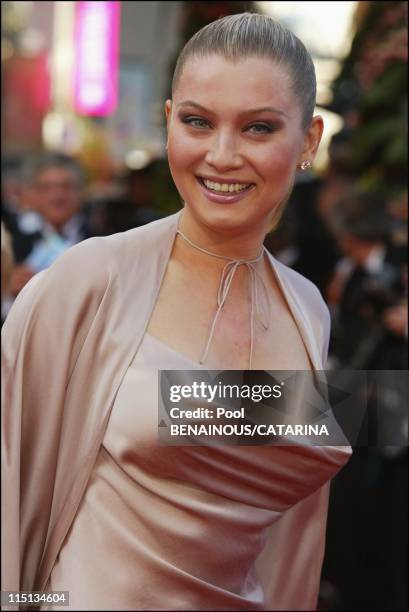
[172,12,317,131]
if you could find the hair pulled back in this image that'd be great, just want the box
[172,12,317,131]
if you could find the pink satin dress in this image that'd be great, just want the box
[42,333,342,611]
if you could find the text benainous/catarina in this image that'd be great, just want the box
[169,423,330,437]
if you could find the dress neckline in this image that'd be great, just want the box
[143,332,207,368]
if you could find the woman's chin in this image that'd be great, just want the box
[188,204,256,235]
[181,189,275,237]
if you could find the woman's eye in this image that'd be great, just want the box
[247,123,274,134]
[181,116,209,129]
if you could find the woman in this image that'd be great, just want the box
[2,13,351,611]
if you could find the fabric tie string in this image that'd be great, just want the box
[176,229,270,369]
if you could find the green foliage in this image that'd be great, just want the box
[330,1,408,200]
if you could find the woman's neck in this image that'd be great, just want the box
[178,209,267,261]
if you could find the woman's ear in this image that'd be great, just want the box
[165,99,172,126]
[164,100,172,150]
[300,115,324,166]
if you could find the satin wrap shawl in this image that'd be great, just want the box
[2,211,352,610]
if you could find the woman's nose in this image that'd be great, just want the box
[204,132,243,171]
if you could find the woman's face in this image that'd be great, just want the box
[165,54,323,237]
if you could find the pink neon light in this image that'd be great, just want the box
[74,1,120,116]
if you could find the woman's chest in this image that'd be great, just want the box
[147,266,313,370]
[101,339,323,514]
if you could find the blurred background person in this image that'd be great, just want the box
[326,189,407,370]
[321,187,407,612]
[2,152,91,300]
[1,155,24,215]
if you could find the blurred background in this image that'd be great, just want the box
[1,1,407,610]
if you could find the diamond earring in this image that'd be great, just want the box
[300,160,312,170]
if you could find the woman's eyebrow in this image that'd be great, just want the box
[177,100,289,118]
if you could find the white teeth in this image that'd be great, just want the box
[202,179,250,193]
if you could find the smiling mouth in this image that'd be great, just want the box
[196,176,255,194]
